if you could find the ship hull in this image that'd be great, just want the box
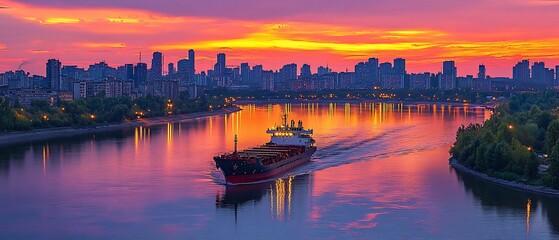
[215,147,316,185]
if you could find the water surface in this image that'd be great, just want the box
[1,102,557,239]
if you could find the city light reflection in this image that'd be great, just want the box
[42,144,49,174]
[526,198,531,237]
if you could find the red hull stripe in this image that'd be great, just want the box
[225,159,309,184]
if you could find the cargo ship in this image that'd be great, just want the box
[214,115,316,185]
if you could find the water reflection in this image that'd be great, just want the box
[454,168,559,236]
[216,175,311,223]
[216,183,269,209]
[527,198,531,237]
[2,102,558,239]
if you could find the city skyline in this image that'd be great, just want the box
[1,0,559,76]
[3,50,559,79]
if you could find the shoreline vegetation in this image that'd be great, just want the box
[450,158,559,197]
[0,92,237,147]
[0,92,231,132]
[0,106,241,147]
[450,91,559,193]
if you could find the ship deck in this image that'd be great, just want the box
[215,144,306,163]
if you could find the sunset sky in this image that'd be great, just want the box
[1,0,559,76]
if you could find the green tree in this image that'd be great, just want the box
[0,97,15,131]
[545,120,559,153]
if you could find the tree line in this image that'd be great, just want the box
[0,92,228,131]
[207,88,500,103]
[450,91,559,189]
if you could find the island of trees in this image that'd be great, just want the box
[0,92,231,132]
[450,91,559,189]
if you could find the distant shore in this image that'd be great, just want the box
[449,158,559,197]
[0,106,241,147]
[235,98,485,107]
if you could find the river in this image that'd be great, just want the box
[1,102,558,239]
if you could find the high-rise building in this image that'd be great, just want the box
[46,59,61,91]
[393,58,406,76]
[354,59,378,88]
[168,63,175,78]
[280,63,297,81]
[473,64,489,91]
[410,73,431,90]
[355,62,367,84]
[457,75,474,90]
[188,49,195,71]
[250,65,263,88]
[337,72,356,89]
[546,68,555,84]
[61,65,85,91]
[133,63,148,87]
[379,62,392,76]
[513,60,530,82]
[317,66,331,76]
[151,52,163,79]
[367,58,379,86]
[125,64,134,81]
[556,66,559,83]
[379,62,395,89]
[177,59,189,75]
[215,53,226,75]
[196,71,208,86]
[440,61,457,90]
[188,49,195,82]
[262,70,275,91]
[177,59,190,85]
[478,64,486,80]
[531,62,546,82]
[300,64,311,79]
[240,62,251,85]
[88,61,114,80]
[393,58,406,89]
[442,61,456,78]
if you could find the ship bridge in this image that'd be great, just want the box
[266,115,315,147]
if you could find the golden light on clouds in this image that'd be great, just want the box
[105,17,140,24]
[3,0,206,34]
[78,42,127,48]
[442,40,559,59]
[28,49,51,54]
[155,22,444,55]
[1,0,558,75]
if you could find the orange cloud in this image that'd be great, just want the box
[27,49,52,54]
[1,0,558,76]
[77,42,127,48]
[154,22,443,56]
[2,0,214,34]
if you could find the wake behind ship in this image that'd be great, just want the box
[214,115,316,185]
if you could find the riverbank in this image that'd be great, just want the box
[0,106,241,147]
[235,98,484,107]
[449,158,559,197]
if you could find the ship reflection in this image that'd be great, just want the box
[216,174,311,223]
[215,182,269,209]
